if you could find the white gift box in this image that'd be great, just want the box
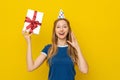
[23,9,44,34]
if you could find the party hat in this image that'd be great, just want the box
[58,9,65,19]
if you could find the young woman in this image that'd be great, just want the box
[22,18,88,80]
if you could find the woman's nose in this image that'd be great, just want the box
[60,27,63,31]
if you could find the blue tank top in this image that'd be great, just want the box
[41,44,76,80]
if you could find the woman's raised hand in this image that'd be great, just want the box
[22,31,33,43]
[67,32,79,50]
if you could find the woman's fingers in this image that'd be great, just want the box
[22,31,33,38]
[22,31,28,35]
[67,40,72,44]
[28,33,33,36]
[22,31,32,35]
[67,40,73,46]
[67,40,76,49]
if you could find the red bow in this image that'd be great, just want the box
[25,11,41,34]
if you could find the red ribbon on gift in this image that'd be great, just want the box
[25,11,41,34]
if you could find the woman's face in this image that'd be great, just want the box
[55,20,69,40]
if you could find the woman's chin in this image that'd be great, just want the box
[58,36,66,40]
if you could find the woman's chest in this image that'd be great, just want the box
[50,50,73,65]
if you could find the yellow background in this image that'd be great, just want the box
[0,0,120,80]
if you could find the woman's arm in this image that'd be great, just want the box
[76,47,88,74]
[67,32,88,74]
[26,39,47,72]
[22,31,47,72]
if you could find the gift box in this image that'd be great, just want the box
[22,9,44,34]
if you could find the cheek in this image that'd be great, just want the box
[65,28,69,33]
[55,27,60,32]
[55,29,59,36]
[55,29,59,34]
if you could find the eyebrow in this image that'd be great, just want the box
[63,24,67,26]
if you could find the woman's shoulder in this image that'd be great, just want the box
[44,44,52,48]
[41,44,52,54]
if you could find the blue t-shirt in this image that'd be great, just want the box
[41,44,76,80]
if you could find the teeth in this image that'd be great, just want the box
[59,33,64,35]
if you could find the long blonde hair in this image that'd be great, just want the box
[47,18,78,65]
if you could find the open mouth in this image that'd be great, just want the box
[59,32,65,35]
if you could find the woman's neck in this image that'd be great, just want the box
[57,38,67,46]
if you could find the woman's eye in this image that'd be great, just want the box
[57,26,60,28]
[64,26,67,28]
